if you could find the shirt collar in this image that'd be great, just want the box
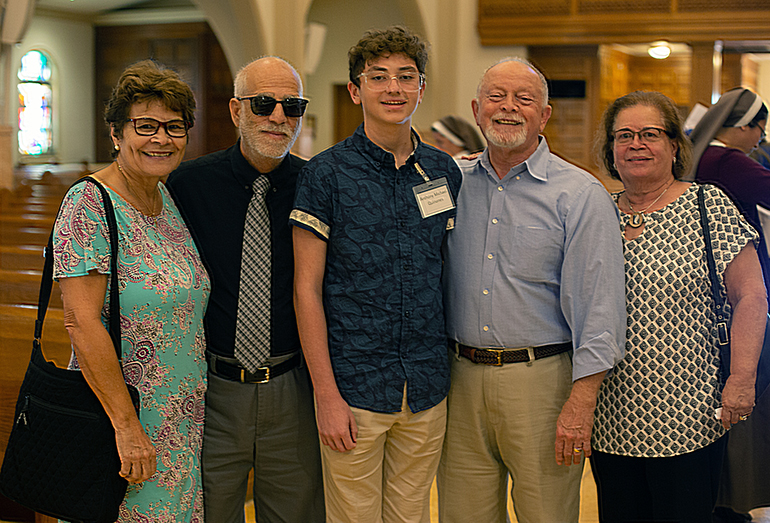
[478,135,550,181]
[230,138,294,189]
[352,123,423,167]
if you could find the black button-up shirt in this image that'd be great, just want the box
[167,141,305,358]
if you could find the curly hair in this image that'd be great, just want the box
[596,91,692,180]
[104,60,196,142]
[348,26,429,86]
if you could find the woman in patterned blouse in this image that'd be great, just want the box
[53,61,210,522]
[589,91,766,523]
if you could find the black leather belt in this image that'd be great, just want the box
[207,352,301,383]
[452,340,572,366]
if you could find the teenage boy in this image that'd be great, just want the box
[290,26,461,523]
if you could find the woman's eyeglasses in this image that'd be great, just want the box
[128,118,189,138]
[236,95,309,118]
[613,127,669,145]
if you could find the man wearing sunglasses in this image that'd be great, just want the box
[167,56,324,523]
[291,26,461,522]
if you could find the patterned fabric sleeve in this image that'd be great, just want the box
[703,184,759,300]
[290,157,338,241]
[52,182,112,279]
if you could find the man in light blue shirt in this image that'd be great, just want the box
[437,57,626,523]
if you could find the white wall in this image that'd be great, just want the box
[756,57,770,104]
[304,0,405,155]
[11,13,95,165]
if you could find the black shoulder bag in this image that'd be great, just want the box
[697,185,770,399]
[0,176,140,523]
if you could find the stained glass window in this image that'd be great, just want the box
[18,50,52,156]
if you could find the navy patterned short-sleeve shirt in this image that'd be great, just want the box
[291,124,462,413]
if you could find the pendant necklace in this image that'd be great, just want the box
[625,180,674,229]
[117,161,159,217]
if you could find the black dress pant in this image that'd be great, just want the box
[591,436,727,523]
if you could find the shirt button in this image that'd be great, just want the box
[491,218,498,224]
[405,311,411,318]
[482,289,489,295]
[483,325,490,332]
[487,253,494,260]
[497,186,504,191]
[515,176,520,180]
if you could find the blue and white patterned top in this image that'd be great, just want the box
[290,124,461,413]
[593,184,758,457]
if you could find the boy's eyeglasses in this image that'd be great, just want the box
[357,71,425,92]
[128,118,189,138]
[236,95,309,118]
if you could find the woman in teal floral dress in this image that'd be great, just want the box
[52,60,209,522]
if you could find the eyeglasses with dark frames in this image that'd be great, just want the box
[236,95,309,118]
[613,127,669,145]
[128,118,189,138]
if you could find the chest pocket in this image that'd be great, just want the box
[502,225,563,283]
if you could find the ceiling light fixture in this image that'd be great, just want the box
[648,41,671,60]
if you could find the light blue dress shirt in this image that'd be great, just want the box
[443,137,626,381]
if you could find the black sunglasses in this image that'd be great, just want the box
[236,95,309,118]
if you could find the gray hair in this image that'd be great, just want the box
[476,57,549,110]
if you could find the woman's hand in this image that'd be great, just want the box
[115,420,157,483]
[720,376,756,429]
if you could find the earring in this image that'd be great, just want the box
[673,156,676,163]
[114,144,120,152]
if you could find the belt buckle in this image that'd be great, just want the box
[240,367,270,384]
[255,366,270,384]
[489,349,504,366]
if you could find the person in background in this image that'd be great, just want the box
[689,87,770,523]
[166,56,324,523]
[431,115,485,159]
[689,87,770,306]
[591,90,766,523]
[53,60,209,521]
[291,26,461,522]
[437,57,626,523]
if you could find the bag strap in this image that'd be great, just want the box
[697,185,730,347]
[36,176,123,364]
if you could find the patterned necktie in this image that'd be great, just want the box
[234,175,271,372]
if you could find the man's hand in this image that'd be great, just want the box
[555,397,594,466]
[555,371,606,466]
[316,393,358,452]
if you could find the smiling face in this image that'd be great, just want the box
[347,53,425,130]
[612,104,678,187]
[230,57,303,170]
[111,100,186,179]
[472,60,551,155]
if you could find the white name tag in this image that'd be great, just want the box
[412,177,455,218]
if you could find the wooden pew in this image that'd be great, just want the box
[0,269,62,308]
[0,226,49,246]
[0,245,45,271]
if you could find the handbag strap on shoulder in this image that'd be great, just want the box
[37,176,123,364]
[697,185,730,347]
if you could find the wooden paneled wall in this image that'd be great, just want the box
[478,0,770,45]
[95,22,236,163]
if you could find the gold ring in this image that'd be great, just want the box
[573,448,582,454]
[739,414,749,421]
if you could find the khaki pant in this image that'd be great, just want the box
[320,387,447,523]
[438,350,582,523]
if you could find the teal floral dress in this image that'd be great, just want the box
[53,180,210,522]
